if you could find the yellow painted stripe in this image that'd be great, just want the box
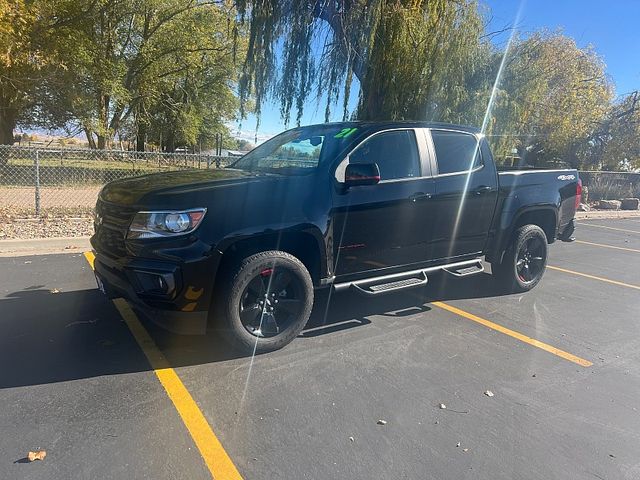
[576,222,640,234]
[84,252,242,480]
[431,301,593,367]
[548,265,640,291]
[83,251,95,269]
[575,239,640,253]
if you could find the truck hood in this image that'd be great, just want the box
[99,168,271,206]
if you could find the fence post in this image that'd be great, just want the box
[34,149,41,216]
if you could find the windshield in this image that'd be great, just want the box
[230,125,359,174]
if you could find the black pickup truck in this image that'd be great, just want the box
[92,122,581,352]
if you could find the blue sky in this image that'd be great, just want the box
[234,0,640,143]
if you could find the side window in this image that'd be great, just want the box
[349,130,421,181]
[431,130,482,175]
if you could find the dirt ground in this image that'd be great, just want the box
[0,186,100,210]
[0,187,97,239]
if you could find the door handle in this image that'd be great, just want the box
[474,185,492,195]
[409,192,432,202]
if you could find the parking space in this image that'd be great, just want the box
[1,219,639,479]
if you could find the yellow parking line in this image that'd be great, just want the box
[574,239,640,253]
[83,251,96,268]
[432,301,593,367]
[576,222,640,234]
[547,265,640,291]
[84,252,242,480]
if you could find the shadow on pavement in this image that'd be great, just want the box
[0,271,508,389]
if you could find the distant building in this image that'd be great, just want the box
[202,149,245,157]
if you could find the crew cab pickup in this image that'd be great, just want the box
[91,122,580,352]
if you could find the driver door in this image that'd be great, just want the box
[331,129,436,277]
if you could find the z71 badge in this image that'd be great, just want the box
[557,174,576,181]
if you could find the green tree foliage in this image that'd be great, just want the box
[21,0,244,150]
[237,2,632,170]
[596,91,640,170]
[488,32,613,168]
[0,0,63,144]
[2,0,638,170]
[237,0,487,125]
[0,0,35,144]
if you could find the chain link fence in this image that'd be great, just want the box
[0,145,232,218]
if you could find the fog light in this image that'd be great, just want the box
[134,271,176,296]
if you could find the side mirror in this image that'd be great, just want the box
[344,162,380,187]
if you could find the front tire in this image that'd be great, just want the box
[217,250,314,353]
[492,225,548,293]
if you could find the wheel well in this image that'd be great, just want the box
[216,232,322,288]
[514,209,557,243]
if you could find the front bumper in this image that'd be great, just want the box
[93,250,220,335]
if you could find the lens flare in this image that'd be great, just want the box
[445,1,526,259]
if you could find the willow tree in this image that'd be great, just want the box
[236,0,487,127]
[487,32,612,168]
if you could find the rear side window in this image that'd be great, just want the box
[349,130,420,181]
[431,130,482,175]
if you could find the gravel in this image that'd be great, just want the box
[0,207,93,239]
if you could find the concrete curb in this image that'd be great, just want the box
[0,236,91,257]
[576,210,640,220]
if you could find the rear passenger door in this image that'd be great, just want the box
[428,129,498,260]
[331,129,436,276]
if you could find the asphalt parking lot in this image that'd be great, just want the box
[2,218,640,480]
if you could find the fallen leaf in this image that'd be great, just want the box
[27,450,46,462]
[484,390,494,397]
[377,419,387,425]
[456,442,461,447]
[439,403,447,409]
[349,436,354,442]
[463,448,469,452]
[50,288,60,294]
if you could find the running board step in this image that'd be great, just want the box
[368,276,427,293]
[346,272,428,296]
[442,261,484,277]
[332,258,484,296]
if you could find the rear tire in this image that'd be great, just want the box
[492,225,548,293]
[216,250,313,353]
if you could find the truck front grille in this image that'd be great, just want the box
[94,200,136,257]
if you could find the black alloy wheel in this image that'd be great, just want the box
[515,235,546,283]
[239,267,305,338]
[492,224,548,293]
[216,250,314,353]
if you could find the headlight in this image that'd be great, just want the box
[127,208,206,239]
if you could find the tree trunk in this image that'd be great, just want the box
[0,109,17,145]
[136,123,146,152]
[85,128,97,149]
[96,94,110,150]
[165,131,176,152]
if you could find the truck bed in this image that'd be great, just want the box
[496,168,579,238]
